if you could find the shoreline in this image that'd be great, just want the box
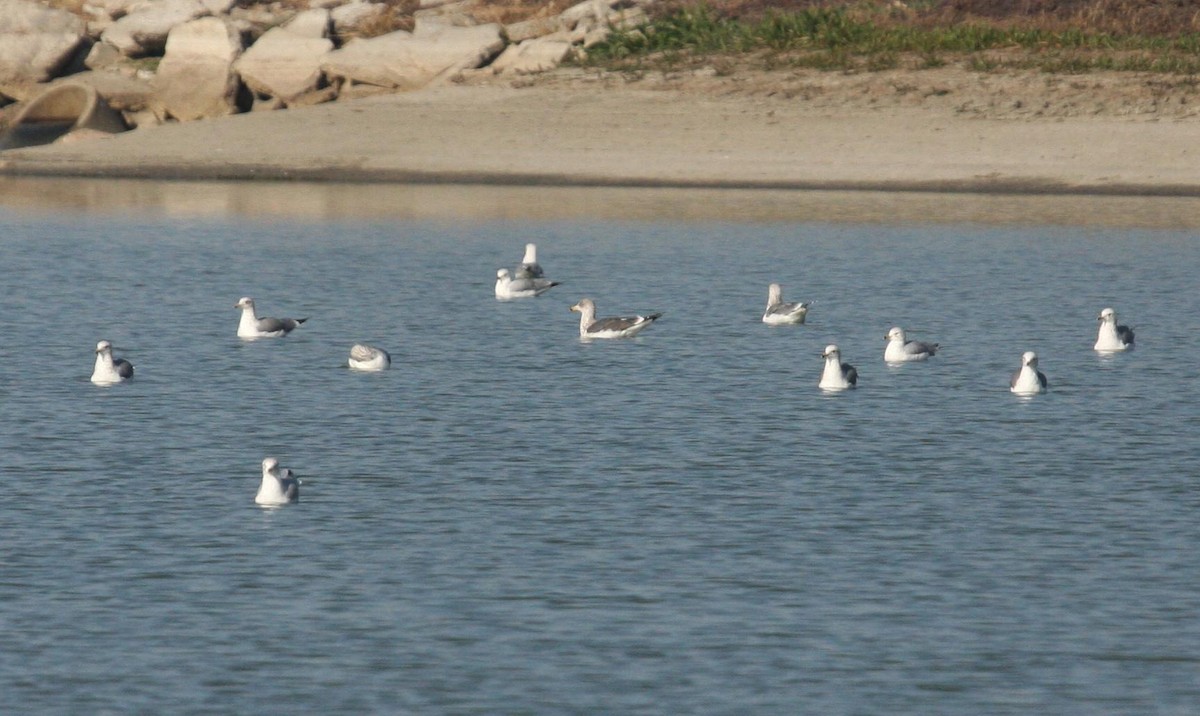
[2,77,1199,197]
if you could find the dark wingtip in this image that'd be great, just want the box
[297,318,309,324]
[648,312,663,320]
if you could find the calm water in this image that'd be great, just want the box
[1,186,1198,714]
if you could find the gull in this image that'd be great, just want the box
[1010,351,1048,395]
[91,340,134,385]
[569,298,661,338]
[1094,307,1135,352]
[235,297,307,338]
[348,343,391,372]
[884,326,939,362]
[819,344,857,390]
[256,457,300,505]
[495,268,561,299]
[514,242,545,279]
[761,283,810,325]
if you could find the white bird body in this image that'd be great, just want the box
[1010,351,1048,395]
[1094,307,1135,351]
[884,326,939,362]
[819,344,857,390]
[91,340,134,385]
[235,297,307,338]
[495,268,560,299]
[348,343,391,371]
[570,298,661,338]
[256,457,300,505]
[514,242,545,279]
[762,283,810,325]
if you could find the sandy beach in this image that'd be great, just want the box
[2,64,1199,197]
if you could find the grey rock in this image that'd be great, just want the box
[101,0,209,57]
[322,22,502,90]
[331,0,388,35]
[234,26,332,100]
[0,0,88,84]
[490,39,572,75]
[283,8,332,39]
[153,16,243,120]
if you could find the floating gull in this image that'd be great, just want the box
[1010,351,1048,395]
[495,268,561,299]
[884,326,939,362]
[570,298,661,338]
[349,343,391,372]
[514,242,545,279]
[819,344,857,390]
[256,457,300,505]
[91,340,134,385]
[762,283,810,325]
[235,297,307,338]
[1094,307,1135,352]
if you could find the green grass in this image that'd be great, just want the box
[584,5,1200,75]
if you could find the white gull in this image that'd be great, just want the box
[349,343,391,372]
[569,298,661,338]
[235,297,307,338]
[91,340,134,385]
[762,283,810,325]
[819,344,857,390]
[495,268,561,299]
[256,457,300,505]
[884,326,939,362]
[1094,307,1135,352]
[1010,351,1048,395]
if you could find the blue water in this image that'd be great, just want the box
[1,191,1198,714]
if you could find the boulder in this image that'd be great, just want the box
[283,9,332,39]
[234,26,332,101]
[490,39,572,75]
[101,0,210,57]
[331,0,388,35]
[84,41,124,71]
[322,23,503,89]
[153,16,242,121]
[83,0,149,22]
[504,16,564,44]
[0,0,88,84]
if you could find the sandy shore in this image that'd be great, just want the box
[1,66,1198,196]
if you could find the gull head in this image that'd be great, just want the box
[235,296,255,310]
[767,283,783,303]
[821,344,840,360]
[1021,351,1039,367]
[496,268,510,280]
[570,298,595,314]
[95,340,113,354]
[262,457,279,475]
[885,326,906,342]
[1098,307,1116,322]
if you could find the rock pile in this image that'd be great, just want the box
[0,0,653,136]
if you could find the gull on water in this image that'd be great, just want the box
[819,344,857,390]
[514,242,545,279]
[1094,307,1135,352]
[1010,351,1048,395]
[349,343,391,371]
[570,298,661,338]
[235,297,307,338]
[495,268,561,299]
[91,340,134,385]
[884,326,939,362]
[762,283,810,325]
[256,457,300,505]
